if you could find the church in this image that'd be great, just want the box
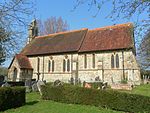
[8,20,141,85]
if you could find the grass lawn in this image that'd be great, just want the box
[1,84,150,113]
[2,92,123,113]
[119,84,150,97]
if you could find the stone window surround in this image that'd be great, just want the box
[48,56,54,73]
[63,56,70,72]
[111,53,119,69]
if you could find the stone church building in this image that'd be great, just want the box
[8,20,141,85]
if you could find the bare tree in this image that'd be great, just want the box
[38,17,69,36]
[138,29,150,69]
[0,0,34,65]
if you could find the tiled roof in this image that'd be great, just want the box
[21,29,88,55]
[79,23,134,52]
[16,54,32,69]
[8,54,33,69]
[21,23,134,56]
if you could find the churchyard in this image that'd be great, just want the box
[1,83,150,113]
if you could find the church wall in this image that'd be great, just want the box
[8,58,21,81]
[78,51,123,83]
[29,54,73,82]
[78,50,141,84]
[28,50,141,84]
[123,51,141,84]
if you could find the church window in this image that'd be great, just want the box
[111,55,114,68]
[48,60,51,72]
[84,54,87,68]
[67,59,70,72]
[52,60,54,72]
[63,59,66,72]
[116,54,119,68]
[92,54,95,68]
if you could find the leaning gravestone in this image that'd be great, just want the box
[32,82,38,92]
[53,80,62,86]
[1,82,11,87]
[37,80,45,95]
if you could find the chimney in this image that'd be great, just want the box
[27,19,38,44]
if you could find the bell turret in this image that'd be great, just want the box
[27,19,38,44]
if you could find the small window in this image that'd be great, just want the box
[92,54,95,68]
[52,60,54,72]
[116,54,119,68]
[63,59,66,72]
[48,60,51,72]
[67,59,70,72]
[84,54,87,68]
[111,55,114,68]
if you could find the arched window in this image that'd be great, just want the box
[52,60,54,72]
[67,59,70,72]
[63,59,66,72]
[48,60,51,72]
[84,54,87,68]
[92,54,95,68]
[111,55,114,68]
[116,54,119,68]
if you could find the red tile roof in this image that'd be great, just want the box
[21,29,88,55]
[15,54,33,69]
[21,23,134,56]
[8,54,33,69]
[79,23,134,52]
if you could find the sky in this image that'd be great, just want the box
[3,0,148,67]
[34,0,126,30]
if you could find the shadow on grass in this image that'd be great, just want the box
[26,101,39,106]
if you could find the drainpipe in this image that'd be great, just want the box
[122,51,125,80]
[102,58,104,82]
[42,56,44,81]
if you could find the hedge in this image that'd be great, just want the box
[0,81,25,87]
[0,87,25,111]
[41,84,150,113]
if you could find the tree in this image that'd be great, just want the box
[138,29,150,69]
[38,17,69,36]
[0,0,34,65]
[73,0,150,40]
[0,45,5,65]
[0,27,7,65]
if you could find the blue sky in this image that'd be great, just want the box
[34,0,127,30]
[4,0,148,67]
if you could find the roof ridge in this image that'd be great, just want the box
[89,22,133,31]
[36,28,88,38]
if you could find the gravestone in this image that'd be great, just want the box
[25,79,32,93]
[32,82,38,92]
[37,80,45,95]
[53,80,62,86]
[1,82,11,87]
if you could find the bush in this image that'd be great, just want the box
[0,81,25,87]
[0,86,25,111]
[41,84,150,113]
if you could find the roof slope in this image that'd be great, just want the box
[8,54,33,69]
[21,23,134,56]
[79,23,134,52]
[21,29,87,55]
